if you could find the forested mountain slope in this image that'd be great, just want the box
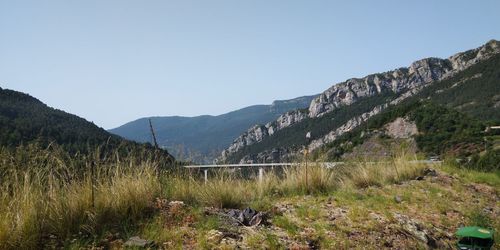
[221,40,500,163]
[110,95,317,163]
[0,87,173,164]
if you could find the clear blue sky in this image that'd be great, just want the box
[1,0,499,129]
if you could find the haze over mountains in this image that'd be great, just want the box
[109,95,317,163]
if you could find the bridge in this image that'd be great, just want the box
[183,162,339,183]
[185,162,344,183]
[184,160,440,183]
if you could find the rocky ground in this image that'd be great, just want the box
[77,167,499,249]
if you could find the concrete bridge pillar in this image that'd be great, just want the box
[204,169,208,184]
[259,167,264,183]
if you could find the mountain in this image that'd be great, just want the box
[0,87,173,164]
[109,95,317,163]
[220,40,500,164]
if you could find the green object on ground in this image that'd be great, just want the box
[456,226,495,250]
[456,227,494,239]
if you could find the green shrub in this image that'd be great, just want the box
[468,149,500,171]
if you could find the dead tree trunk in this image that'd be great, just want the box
[149,118,159,149]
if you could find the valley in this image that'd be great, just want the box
[0,38,498,249]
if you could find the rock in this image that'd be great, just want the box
[423,168,438,177]
[168,200,185,207]
[124,236,155,248]
[394,195,403,203]
[369,212,386,222]
[206,230,224,244]
[384,117,418,139]
[154,198,169,210]
[394,213,428,243]
[327,207,348,221]
[483,206,494,214]
[272,203,293,215]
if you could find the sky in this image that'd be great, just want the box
[1,1,499,129]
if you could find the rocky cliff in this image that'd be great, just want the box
[219,40,500,163]
[219,109,309,161]
[308,40,499,118]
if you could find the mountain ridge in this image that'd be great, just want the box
[220,39,500,163]
[109,95,318,163]
[0,87,173,164]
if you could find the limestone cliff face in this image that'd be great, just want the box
[308,104,388,152]
[220,124,269,160]
[238,147,296,164]
[220,40,500,163]
[269,110,308,135]
[308,40,499,118]
[219,109,308,161]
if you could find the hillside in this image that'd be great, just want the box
[221,40,500,163]
[0,87,173,164]
[24,157,499,249]
[315,102,499,167]
[109,95,317,163]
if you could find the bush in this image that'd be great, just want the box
[467,149,500,171]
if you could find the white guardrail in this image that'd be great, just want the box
[184,160,442,183]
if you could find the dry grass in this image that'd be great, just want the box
[339,151,424,189]
[279,163,338,194]
[196,173,251,209]
[164,170,261,208]
[0,160,160,249]
[0,146,431,248]
[162,152,428,208]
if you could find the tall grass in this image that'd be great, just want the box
[161,152,428,208]
[339,152,424,189]
[163,170,262,208]
[0,153,161,249]
[0,145,430,248]
[279,163,338,194]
